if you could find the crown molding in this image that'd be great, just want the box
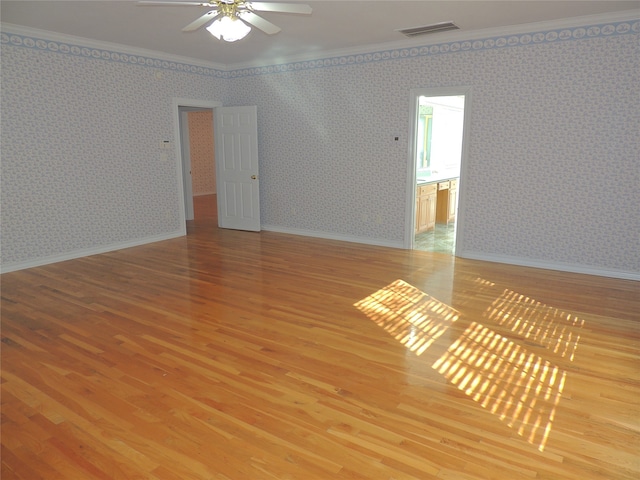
[0,22,228,72]
[228,9,640,70]
[2,8,639,76]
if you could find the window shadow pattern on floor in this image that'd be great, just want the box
[355,278,585,452]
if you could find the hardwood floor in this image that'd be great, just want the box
[2,194,639,479]
[192,193,218,222]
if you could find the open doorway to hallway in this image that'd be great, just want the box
[187,109,216,223]
[177,105,217,226]
[410,91,468,255]
[177,102,261,233]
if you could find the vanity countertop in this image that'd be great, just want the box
[416,168,460,185]
[417,175,458,185]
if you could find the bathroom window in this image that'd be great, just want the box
[417,105,433,169]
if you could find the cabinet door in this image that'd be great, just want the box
[417,194,430,232]
[416,183,438,233]
[416,184,437,233]
[448,185,457,222]
[436,185,449,224]
[426,192,437,231]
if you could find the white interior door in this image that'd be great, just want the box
[215,106,260,231]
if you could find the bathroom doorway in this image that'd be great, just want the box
[406,87,471,254]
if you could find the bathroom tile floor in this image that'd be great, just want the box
[414,222,456,254]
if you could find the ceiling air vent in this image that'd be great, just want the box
[397,22,459,37]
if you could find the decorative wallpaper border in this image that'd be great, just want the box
[0,31,226,77]
[229,20,640,78]
[2,19,638,79]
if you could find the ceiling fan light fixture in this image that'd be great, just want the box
[206,15,251,42]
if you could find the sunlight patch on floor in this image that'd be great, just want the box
[431,282,585,451]
[354,279,459,356]
[432,322,566,451]
[355,277,586,451]
[484,288,584,361]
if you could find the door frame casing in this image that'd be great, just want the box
[172,98,222,230]
[404,86,472,252]
[178,108,194,221]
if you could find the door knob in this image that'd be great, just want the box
[251,175,257,180]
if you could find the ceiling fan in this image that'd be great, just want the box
[137,0,312,42]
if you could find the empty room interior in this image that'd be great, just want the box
[1,1,639,479]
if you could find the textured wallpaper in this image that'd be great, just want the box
[1,18,639,278]
[0,41,226,269]
[188,110,216,195]
[225,22,640,277]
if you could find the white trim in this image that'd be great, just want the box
[457,250,640,282]
[261,225,404,250]
[262,226,640,281]
[179,109,194,221]
[0,231,184,274]
[225,9,640,69]
[4,227,636,281]
[3,10,638,71]
[405,91,419,249]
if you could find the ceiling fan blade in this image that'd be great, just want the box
[137,1,212,6]
[249,2,312,14]
[240,11,281,35]
[182,10,220,32]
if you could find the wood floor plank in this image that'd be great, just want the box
[2,194,639,479]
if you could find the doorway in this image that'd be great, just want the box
[189,109,216,222]
[173,98,221,228]
[406,87,471,254]
[174,100,261,233]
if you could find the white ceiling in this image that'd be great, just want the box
[2,0,638,67]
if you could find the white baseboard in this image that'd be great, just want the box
[457,249,640,281]
[261,225,404,249]
[0,230,186,274]
[5,227,636,282]
[263,227,640,280]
